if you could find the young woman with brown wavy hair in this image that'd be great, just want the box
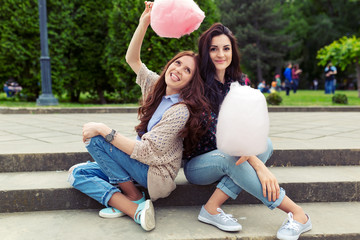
[68,2,209,232]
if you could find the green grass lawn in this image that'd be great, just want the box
[264,90,360,106]
[1,90,359,107]
[0,92,139,108]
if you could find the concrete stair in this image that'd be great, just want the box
[1,149,360,239]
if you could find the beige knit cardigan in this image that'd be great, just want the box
[130,64,189,201]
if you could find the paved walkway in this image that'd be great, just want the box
[1,112,360,154]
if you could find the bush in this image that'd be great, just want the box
[332,93,348,104]
[266,92,282,105]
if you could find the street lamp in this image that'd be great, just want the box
[36,0,58,106]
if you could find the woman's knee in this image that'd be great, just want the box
[257,138,273,163]
[85,135,103,149]
[67,162,93,186]
[184,151,237,184]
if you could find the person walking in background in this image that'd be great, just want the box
[291,64,302,93]
[67,2,209,232]
[283,62,292,96]
[324,62,337,94]
[184,23,312,240]
[275,74,282,92]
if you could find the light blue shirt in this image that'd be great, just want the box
[137,94,180,140]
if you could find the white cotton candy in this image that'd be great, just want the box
[216,82,269,156]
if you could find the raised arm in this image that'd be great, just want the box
[125,1,153,75]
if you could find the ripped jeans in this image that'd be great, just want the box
[68,136,149,207]
[184,138,285,210]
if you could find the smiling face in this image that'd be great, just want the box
[209,34,232,82]
[165,55,196,95]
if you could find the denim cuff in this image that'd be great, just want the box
[216,182,239,200]
[108,176,131,185]
[102,187,121,207]
[267,187,286,210]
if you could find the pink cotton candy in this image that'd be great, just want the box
[216,83,270,156]
[150,0,205,38]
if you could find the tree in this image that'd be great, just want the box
[0,0,40,100]
[1,0,220,103]
[282,0,360,88]
[47,0,113,103]
[217,0,291,85]
[317,36,360,97]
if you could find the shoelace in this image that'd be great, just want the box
[281,212,300,231]
[217,208,238,223]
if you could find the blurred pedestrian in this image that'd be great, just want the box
[324,62,337,94]
[283,62,292,96]
[275,74,281,92]
[291,64,302,93]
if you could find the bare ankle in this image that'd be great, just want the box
[292,208,307,224]
[125,193,143,202]
[204,203,221,215]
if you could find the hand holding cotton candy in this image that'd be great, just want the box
[216,82,269,156]
[150,0,205,38]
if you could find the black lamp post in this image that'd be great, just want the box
[36,0,58,106]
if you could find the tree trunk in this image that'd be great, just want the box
[356,61,360,98]
[70,90,80,102]
[97,88,107,104]
[256,57,263,85]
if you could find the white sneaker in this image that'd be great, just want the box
[277,212,312,240]
[134,200,155,231]
[99,192,146,218]
[198,206,242,232]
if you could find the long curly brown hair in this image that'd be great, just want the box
[135,51,210,155]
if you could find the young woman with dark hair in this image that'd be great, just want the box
[68,2,209,232]
[184,23,312,240]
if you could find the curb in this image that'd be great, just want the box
[1,149,359,173]
[0,107,138,114]
[1,106,360,114]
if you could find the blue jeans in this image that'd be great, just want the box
[325,80,335,94]
[184,138,285,210]
[292,79,299,93]
[68,136,149,207]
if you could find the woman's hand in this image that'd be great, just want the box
[125,1,153,74]
[246,156,280,202]
[82,122,109,143]
[140,1,153,26]
[236,156,250,165]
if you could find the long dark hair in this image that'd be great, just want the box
[198,23,242,114]
[135,51,210,155]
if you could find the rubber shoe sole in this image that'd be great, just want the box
[99,208,125,218]
[140,200,155,231]
[277,225,312,240]
[198,214,242,232]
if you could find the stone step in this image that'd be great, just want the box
[1,149,359,173]
[1,166,359,213]
[1,202,359,240]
